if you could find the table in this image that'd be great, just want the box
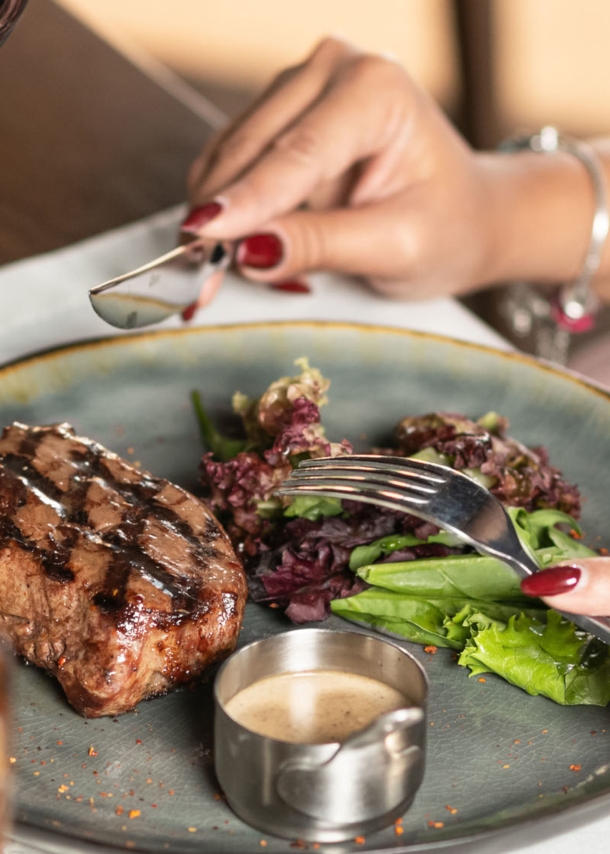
[0,3,609,853]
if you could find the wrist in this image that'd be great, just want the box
[475,148,594,287]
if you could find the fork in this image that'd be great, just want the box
[277,454,610,644]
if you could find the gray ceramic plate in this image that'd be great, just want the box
[2,321,610,854]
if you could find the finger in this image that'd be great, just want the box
[233,200,418,284]
[193,269,225,311]
[192,55,414,240]
[189,37,358,204]
[521,559,610,616]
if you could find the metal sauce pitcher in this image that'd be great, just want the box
[214,628,428,842]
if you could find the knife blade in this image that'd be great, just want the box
[88,241,231,329]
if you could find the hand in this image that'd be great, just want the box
[521,559,610,616]
[182,37,497,306]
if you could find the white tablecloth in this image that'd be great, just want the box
[0,207,608,854]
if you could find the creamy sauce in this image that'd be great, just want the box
[224,670,408,744]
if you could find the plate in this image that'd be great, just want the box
[2,321,610,854]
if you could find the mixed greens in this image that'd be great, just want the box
[195,359,610,706]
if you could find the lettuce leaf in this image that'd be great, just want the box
[283,495,343,521]
[458,611,610,706]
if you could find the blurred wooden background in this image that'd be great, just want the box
[57,0,610,144]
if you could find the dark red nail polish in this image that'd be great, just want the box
[181,302,198,322]
[521,565,582,597]
[180,202,223,234]
[237,233,283,269]
[270,280,311,294]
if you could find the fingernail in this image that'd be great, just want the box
[521,565,582,597]
[181,302,198,322]
[180,202,223,235]
[270,280,311,294]
[237,233,283,269]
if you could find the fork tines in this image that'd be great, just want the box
[276,454,449,514]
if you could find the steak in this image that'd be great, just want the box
[0,422,247,717]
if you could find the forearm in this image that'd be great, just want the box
[477,142,610,300]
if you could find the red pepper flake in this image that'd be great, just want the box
[424,645,438,654]
[395,825,404,835]
[88,746,97,757]
[128,809,141,819]
[259,841,267,848]
[312,845,321,850]
[56,741,63,746]
[445,805,458,814]
[354,836,366,845]
[57,656,67,669]
[591,731,598,736]
[116,806,124,816]
[135,740,142,745]
[569,528,582,540]
[428,820,445,829]
[514,739,521,744]
[541,730,548,734]
[168,789,175,795]
[151,804,157,808]
[269,603,280,609]
[569,764,582,772]
[477,677,486,683]
[58,784,69,793]
[290,841,307,849]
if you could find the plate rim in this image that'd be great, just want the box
[0,319,609,405]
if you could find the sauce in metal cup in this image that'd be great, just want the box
[214,628,427,843]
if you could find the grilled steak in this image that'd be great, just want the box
[0,422,246,717]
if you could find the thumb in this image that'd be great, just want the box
[521,559,610,616]
[234,203,416,284]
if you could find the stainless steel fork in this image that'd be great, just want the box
[277,454,610,644]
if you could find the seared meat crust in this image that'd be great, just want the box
[0,423,246,717]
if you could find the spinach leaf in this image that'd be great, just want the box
[191,390,247,462]
[330,588,545,651]
[357,555,528,601]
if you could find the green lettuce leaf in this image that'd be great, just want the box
[283,495,343,521]
[458,611,610,706]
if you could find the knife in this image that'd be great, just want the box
[88,241,231,329]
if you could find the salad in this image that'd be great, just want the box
[194,359,610,706]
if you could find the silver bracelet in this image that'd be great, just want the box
[501,125,609,329]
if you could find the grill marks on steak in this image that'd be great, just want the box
[0,423,246,717]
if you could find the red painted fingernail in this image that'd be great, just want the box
[180,202,223,234]
[270,280,311,294]
[521,565,581,597]
[181,302,198,322]
[237,233,283,269]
